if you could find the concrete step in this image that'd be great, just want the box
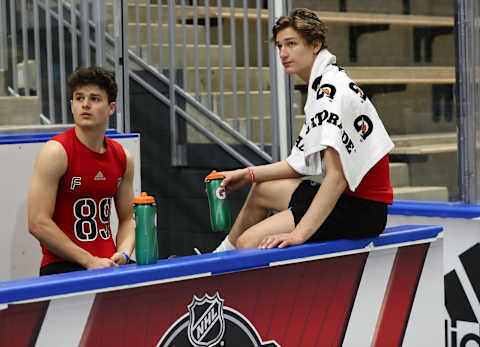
[132,43,233,68]
[393,186,449,201]
[391,132,456,154]
[0,96,41,126]
[297,0,453,15]
[180,67,271,93]
[113,0,258,6]
[106,4,175,24]
[389,162,410,187]
[294,66,455,86]
[187,89,302,119]
[108,23,207,45]
[106,4,216,23]
[0,123,74,134]
[389,133,457,200]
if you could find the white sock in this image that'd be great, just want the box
[214,236,236,253]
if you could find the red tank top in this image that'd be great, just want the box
[41,128,127,267]
[343,155,393,204]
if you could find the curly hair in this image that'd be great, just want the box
[67,66,117,103]
[271,8,328,50]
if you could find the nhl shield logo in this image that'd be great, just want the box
[187,293,225,346]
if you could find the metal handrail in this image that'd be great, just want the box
[3,0,277,166]
[127,50,273,163]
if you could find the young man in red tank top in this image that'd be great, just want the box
[28,66,135,275]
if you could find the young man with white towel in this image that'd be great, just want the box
[214,8,394,252]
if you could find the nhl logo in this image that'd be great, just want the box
[187,293,225,346]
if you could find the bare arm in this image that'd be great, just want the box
[28,141,116,269]
[259,147,347,249]
[220,160,303,193]
[110,149,135,265]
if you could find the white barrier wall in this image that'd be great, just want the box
[0,133,141,281]
[387,203,480,347]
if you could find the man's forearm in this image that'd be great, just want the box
[30,218,93,267]
[116,218,135,255]
[252,160,303,183]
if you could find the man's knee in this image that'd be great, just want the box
[236,232,256,249]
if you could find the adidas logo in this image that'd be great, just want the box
[445,243,480,347]
[94,171,106,181]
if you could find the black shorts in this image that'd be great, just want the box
[40,259,137,276]
[40,261,86,276]
[288,180,388,242]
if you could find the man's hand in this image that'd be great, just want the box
[217,168,251,194]
[85,256,117,269]
[258,232,307,250]
[111,252,128,265]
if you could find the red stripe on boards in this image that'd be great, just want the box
[371,243,429,347]
[0,301,49,347]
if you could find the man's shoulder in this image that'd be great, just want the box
[42,138,67,158]
[105,136,127,156]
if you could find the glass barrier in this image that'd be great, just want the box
[0,0,474,202]
[292,0,457,201]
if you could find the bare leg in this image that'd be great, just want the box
[236,209,296,248]
[227,178,301,246]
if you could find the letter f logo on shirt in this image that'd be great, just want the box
[70,177,81,190]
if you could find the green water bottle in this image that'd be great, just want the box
[134,192,158,265]
[205,170,231,232]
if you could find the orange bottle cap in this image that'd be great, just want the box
[204,170,225,182]
[134,192,155,204]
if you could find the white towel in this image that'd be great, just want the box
[287,50,394,191]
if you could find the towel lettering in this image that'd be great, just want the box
[302,109,356,154]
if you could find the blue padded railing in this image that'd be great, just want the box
[0,224,442,305]
[389,200,480,219]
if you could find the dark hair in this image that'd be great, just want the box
[67,66,117,103]
[271,8,328,50]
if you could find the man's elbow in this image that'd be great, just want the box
[326,170,347,189]
[28,215,47,240]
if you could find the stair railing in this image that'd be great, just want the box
[1,0,285,166]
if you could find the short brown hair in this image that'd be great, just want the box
[271,8,328,50]
[67,66,117,103]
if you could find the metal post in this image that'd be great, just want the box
[33,0,43,113]
[45,0,55,122]
[21,0,30,96]
[230,0,238,129]
[122,0,130,132]
[58,0,67,123]
[146,0,152,65]
[157,0,164,71]
[168,0,186,166]
[205,0,212,110]
[193,0,199,100]
[134,0,140,55]
[181,0,186,88]
[217,0,224,119]
[9,0,18,93]
[71,0,78,70]
[94,0,106,67]
[242,0,251,139]
[256,0,265,150]
[0,0,8,70]
[268,0,279,161]
[273,0,289,159]
[455,0,479,203]
[114,0,123,132]
[80,0,90,66]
